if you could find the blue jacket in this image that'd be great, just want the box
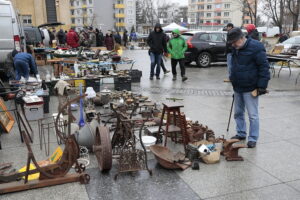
[14,53,38,75]
[230,38,270,93]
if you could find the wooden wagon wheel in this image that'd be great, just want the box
[93,126,112,172]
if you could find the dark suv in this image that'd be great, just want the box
[182,31,227,67]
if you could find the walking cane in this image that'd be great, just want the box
[226,94,234,134]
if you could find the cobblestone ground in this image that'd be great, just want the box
[1,50,300,200]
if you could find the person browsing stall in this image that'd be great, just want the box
[12,50,38,81]
[227,28,270,148]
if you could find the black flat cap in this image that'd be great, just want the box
[227,27,244,44]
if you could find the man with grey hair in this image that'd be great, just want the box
[227,27,270,148]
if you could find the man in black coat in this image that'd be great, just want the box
[147,23,168,80]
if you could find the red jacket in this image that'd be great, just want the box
[67,29,79,48]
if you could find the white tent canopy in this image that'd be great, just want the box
[162,23,188,32]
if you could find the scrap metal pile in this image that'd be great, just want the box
[0,86,246,194]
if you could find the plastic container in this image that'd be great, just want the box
[24,104,44,121]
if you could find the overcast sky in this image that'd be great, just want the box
[168,0,188,6]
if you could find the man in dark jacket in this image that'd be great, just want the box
[56,29,66,45]
[114,31,122,45]
[123,30,128,47]
[12,50,38,80]
[96,29,104,46]
[246,24,260,41]
[147,23,168,80]
[227,28,270,148]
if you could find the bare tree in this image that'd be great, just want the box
[261,0,286,33]
[287,0,300,31]
[240,0,258,26]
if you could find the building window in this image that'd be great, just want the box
[76,1,79,6]
[224,4,230,9]
[223,20,230,24]
[215,4,221,9]
[206,13,211,17]
[244,19,250,24]
[71,10,74,15]
[72,18,75,23]
[224,12,229,17]
[207,5,212,10]
[199,12,204,17]
[128,10,133,15]
[22,15,32,25]
[89,0,92,4]
[89,9,93,14]
[199,19,204,24]
[127,1,133,6]
[215,12,221,17]
[77,18,80,23]
[77,9,80,15]
[198,5,204,10]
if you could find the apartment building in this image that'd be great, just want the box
[93,0,136,34]
[10,0,71,29]
[188,0,247,30]
[70,0,95,29]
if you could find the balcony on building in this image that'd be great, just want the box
[115,13,125,18]
[115,4,125,8]
[115,22,125,27]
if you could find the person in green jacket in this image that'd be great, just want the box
[167,29,188,81]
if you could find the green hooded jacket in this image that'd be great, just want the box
[167,29,187,59]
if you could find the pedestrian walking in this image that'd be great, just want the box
[147,23,168,80]
[167,29,188,82]
[227,27,270,148]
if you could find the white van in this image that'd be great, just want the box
[0,0,25,75]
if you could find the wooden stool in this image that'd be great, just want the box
[158,102,184,146]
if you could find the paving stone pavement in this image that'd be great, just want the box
[1,50,300,199]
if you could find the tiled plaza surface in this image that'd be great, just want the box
[1,50,300,200]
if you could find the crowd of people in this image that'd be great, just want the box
[47,26,138,50]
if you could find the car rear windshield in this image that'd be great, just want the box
[282,37,300,44]
[181,34,194,41]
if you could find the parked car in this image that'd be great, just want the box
[182,31,227,67]
[24,22,64,47]
[24,26,44,46]
[0,0,25,76]
[276,36,300,53]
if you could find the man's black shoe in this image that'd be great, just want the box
[247,141,256,148]
[150,76,153,80]
[231,135,246,140]
[156,76,160,80]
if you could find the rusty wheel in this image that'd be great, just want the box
[93,126,112,172]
